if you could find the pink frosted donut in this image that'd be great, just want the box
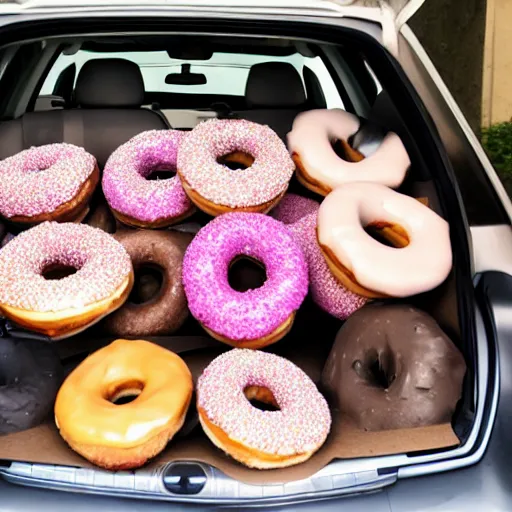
[0,143,98,225]
[0,222,133,339]
[178,119,295,216]
[197,348,331,468]
[182,212,308,348]
[102,130,194,228]
[272,194,367,320]
[288,109,410,195]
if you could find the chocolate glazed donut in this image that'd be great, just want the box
[321,304,466,431]
[0,338,63,434]
[104,230,193,336]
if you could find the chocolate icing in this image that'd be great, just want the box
[0,338,63,435]
[321,304,466,431]
[84,200,116,234]
[104,229,193,336]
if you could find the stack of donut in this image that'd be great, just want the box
[0,109,464,474]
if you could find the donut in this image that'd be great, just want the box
[197,349,331,469]
[102,130,195,228]
[0,143,99,225]
[182,212,308,348]
[0,338,63,434]
[317,183,452,298]
[54,339,193,470]
[271,194,367,319]
[178,119,295,216]
[104,229,192,337]
[0,222,133,339]
[321,304,466,431]
[287,109,410,195]
[84,199,116,233]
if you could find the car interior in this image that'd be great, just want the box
[0,21,493,504]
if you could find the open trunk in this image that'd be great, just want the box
[0,6,498,507]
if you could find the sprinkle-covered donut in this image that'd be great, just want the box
[271,194,367,320]
[178,119,295,216]
[0,222,133,339]
[104,229,193,337]
[288,109,410,195]
[197,349,331,469]
[102,130,194,228]
[317,183,452,298]
[0,143,99,225]
[182,212,308,348]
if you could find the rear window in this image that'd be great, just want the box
[40,49,344,108]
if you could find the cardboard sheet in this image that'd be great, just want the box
[0,335,459,485]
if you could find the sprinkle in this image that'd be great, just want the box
[178,119,295,208]
[0,222,132,312]
[102,130,192,223]
[182,212,308,341]
[197,349,331,456]
[271,194,367,320]
[0,143,96,218]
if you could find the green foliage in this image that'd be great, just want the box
[481,122,512,178]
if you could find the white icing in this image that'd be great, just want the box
[317,183,452,297]
[287,109,410,189]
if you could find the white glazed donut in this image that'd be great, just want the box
[317,182,452,298]
[287,109,410,195]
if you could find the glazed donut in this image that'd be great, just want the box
[104,229,192,337]
[54,339,193,470]
[178,119,295,216]
[197,349,331,469]
[0,143,99,225]
[271,194,367,319]
[102,130,195,228]
[0,222,133,339]
[321,304,466,431]
[183,212,308,348]
[317,183,452,298]
[0,338,63,434]
[287,109,410,195]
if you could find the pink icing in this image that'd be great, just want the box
[0,143,96,218]
[197,349,331,456]
[317,183,452,297]
[0,222,132,312]
[178,119,295,208]
[272,194,367,320]
[287,109,410,189]
[182,212,308,342]
[102,130,193,223]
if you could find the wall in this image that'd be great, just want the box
[481,0,512,127]
[409,0,486,134]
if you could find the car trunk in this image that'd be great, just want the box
[0,8,497,506]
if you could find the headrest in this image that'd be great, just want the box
[75,58,145,108]
[245,62,306,108]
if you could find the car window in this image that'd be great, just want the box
[40,49,344,108]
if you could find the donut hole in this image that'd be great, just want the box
[217,151,255,171]
[244,385,280,412]
[228,256,267,292]
[331,139,365,163]
[364,222,410,249]
[353,348,397,390]
[145,166,176,181]
[41,262,79,280]
[129,264,164,304]
[106,380,144,405]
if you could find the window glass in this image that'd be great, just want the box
[40,49,344,108]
